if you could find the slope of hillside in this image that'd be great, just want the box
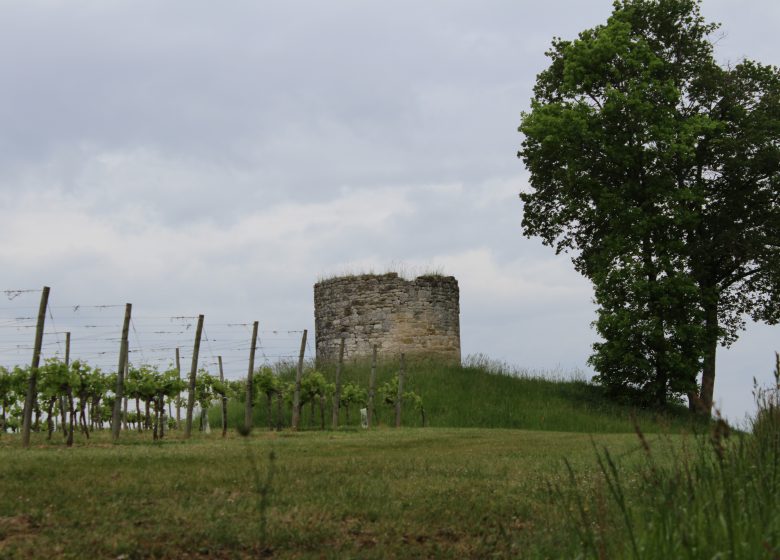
[221,358,703,434]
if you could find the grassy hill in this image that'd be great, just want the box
[219,356,704,434]
[2,358,774,558]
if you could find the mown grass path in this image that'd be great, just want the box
[0,428,676,559]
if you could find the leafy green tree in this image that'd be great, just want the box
[125,366,142,432]
[134,365,158,431]
[378,376,423,426]
[71,361,98,437]
[0,366,14,435]
[126,364,181,438]
[254,367,281,431]
[38,359,68,439]
[88,369,111,431]
[519,0,780,410]
[339,382,367,424]
[404,391,426,427]
[299,370,332,429]
[195,370,217,432]
[153,367,185,439]
[226,379,245,401]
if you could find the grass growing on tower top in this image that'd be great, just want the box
[315,263,447,283]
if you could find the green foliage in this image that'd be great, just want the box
[340,381,366,410]
[519,0,780,408]
[0,366,19,433]
[225,379,245,401]
[195,369,217,408]
[300,370,331,406]
[0,356,195,438]
[253,366,280,400]
[378,375,420,417]
[0,365,27,409]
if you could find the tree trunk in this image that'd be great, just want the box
[267,393,273,431]
[332,337,345,429]
[34,401,41,432]
[655,362,668,407]
[175,347,181,429]
[93,397,102,430]
[46,397,56,440]
[320,394,326,430]
[699,296,719,415]
[291,329,307,430]
[153,398,159,441]
[687,391,698,412]
[59,396,67,438]
[79,399,90,439]
[136,397,141,432]
[67,389,75,447]
[276,392,283,431]
[159,396,166,439]
[222,394,228,438]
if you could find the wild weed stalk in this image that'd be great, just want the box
[555,354,780,559]
[237,425,276,549]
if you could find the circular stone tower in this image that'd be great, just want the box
[314,273,461,363]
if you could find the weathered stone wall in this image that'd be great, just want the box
[314,273,461,363]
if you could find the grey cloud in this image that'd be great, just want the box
[0,0,777,421]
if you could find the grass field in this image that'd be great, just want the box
[4,362,774,558]
[0,427,664,559]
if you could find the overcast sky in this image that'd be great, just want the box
[1,0,777,422]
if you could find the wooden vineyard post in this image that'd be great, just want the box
[276,391,283,431]
[332,337,345,429]
[367,345,377,428]
[122,361,129,431]
[111,303,132,442]
[395,353,405,428]
[66,340,77,447]
[59,332,70,438]
[22,286,50,448]
[175,348,181,428]
[159,396,166,440]
[218,355,228,437]
[291,329,307,430]
[184,315,204,439]
[244,321,259,433]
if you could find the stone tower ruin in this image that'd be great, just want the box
[314,273,461,363]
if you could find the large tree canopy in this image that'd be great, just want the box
[519,0,780,411]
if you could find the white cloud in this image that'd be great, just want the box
[0,0,776,421]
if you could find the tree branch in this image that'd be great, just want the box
[719,266,763,288]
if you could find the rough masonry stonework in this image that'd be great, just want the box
[314,273,461,363]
